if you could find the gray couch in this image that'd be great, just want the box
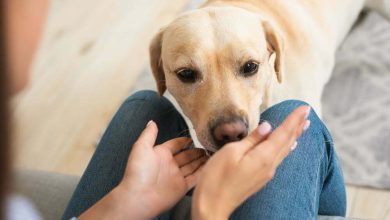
[13,170,79,220]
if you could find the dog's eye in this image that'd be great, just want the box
[176,68,197,83]
[240,61,259,77]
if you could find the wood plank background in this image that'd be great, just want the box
[9,0,390,219]
[11,0,188,175]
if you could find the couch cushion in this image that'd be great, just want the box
[12,169,80,220]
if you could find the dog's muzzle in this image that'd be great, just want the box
[210,116,248,149]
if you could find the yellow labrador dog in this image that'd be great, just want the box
[149,0,389,151]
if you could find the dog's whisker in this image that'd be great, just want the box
[177,129,190,137]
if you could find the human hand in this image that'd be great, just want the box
[79,121,207,220]
[192,106,311,220]
[119,121,208,218]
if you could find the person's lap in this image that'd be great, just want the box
[61,90,346,220]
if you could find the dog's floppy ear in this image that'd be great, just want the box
[262,21,284,83]
[149,28,166,95]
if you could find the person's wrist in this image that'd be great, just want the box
[192,187,231,220]
[101,187,138,220]
[78,184,155,220]
[112,183,157,220]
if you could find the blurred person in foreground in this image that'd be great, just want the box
[0,0,346,219]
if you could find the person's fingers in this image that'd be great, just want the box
[161,137,192,154]
[265,105,309,151]
[185,165,205,190]
[296,120,311,141]
[180,156,208,177]
[248,106,310,164]
[133,120,159,151]
[175,148,206,167]
[236,121,272,154]
[273,118,310,166]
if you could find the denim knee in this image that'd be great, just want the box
[124,90,174,112]
[263,100,310,116]
[272,99,310,110]
[260,99,318,129]
[125,90,160,102]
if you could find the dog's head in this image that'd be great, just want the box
[149,6,284,151]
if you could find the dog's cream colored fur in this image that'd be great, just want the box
[149,0,388,150]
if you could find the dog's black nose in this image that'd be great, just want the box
[212,119,248,149]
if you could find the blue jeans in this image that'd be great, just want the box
[62,90,346,220]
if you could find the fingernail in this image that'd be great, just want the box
[147,120,154,127]
[290,141,298,151]
[258,122,272,135]
[303,120,311,131]
[304,106,311,119]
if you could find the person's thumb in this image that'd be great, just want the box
[133,120,158,151]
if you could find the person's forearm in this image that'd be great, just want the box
[78,186,153,220]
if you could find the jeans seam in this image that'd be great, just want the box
[313,129,326,217]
